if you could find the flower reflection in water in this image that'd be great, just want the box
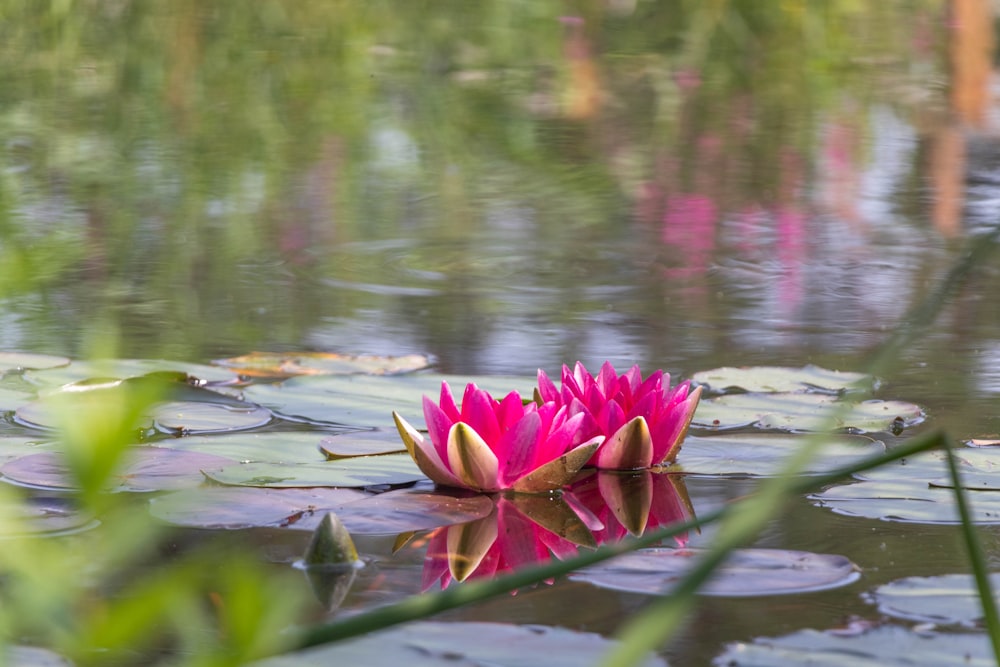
[421,473,694,589]
[567,471,694,546]
[421,494,596,589]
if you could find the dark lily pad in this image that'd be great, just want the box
[1,447,237,493]
[153,432,339,465]
[241,373,534,428]
[199,454,423,488]
[0,352,71,373]
[5,645,74,667]
[0,496,98,537]
[691,365,875,395]
[319,430,406,459]
[671,434,886,477]
[330,488,496,534]
[250,621,667,667]
[149,486,493,534]
[151,401,274,435]
[692,393,924,433]
[149,487,368,530]
[212,351,433,378]
[713,625,994,666]
[0,437,58,464]
[869,573,1000,626]
[570,547,860,597]
[811,450,1000,524]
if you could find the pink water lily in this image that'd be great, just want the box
[536,361,702,469]
[392,382,603,493]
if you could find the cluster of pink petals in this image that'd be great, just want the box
[537,361,702,469]
[393,382,602,493]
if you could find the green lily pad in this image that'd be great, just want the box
[811,450,1000,524]
[570,547,859,597]
[212,351,433,378]
[149,486,493,534]
[691,365,875,395]
[0,352,71,373]
[0,386,37,412]
[672,434,885,477]
[22,358,238,388]
[250,621,667,667]
[691,393,924,433]
[151,401,274,435]
[241,373,534,428]
[153,432,336,465]
[319,430,406,459]
[1,447,237,493]
[869,573,1000,625]
[713,625,994,666]
[199,454,424,488]
[14,374,255,433]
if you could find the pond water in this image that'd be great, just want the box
[2,2,1000,665]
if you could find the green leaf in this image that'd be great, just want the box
[691,365,875,395]
[153,432,343,465]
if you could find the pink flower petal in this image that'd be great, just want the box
[559,367,582,406]
[597,361,619,398]
[599,398,626,440]
[536,370,560,403]
[496,412,543,487]
[423,396,456,461]
[461,384,501,446]
[652,385,702,464]
[496,391,526,432]
[636,369,664,399]
[438,382,461,421]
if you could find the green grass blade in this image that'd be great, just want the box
[942,434,1000,662]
